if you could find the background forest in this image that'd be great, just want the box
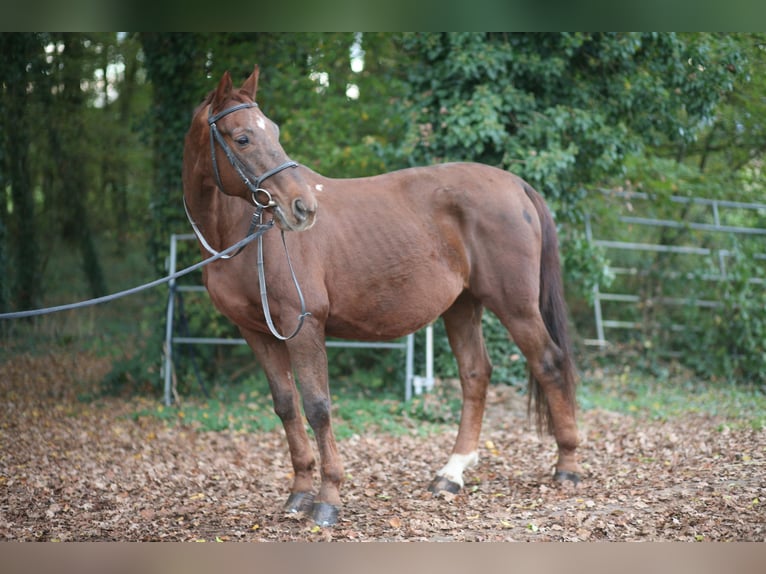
[1,32,765,395]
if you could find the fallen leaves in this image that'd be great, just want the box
[0,350,765,541]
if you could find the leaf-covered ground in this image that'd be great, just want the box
[1,350,763,542]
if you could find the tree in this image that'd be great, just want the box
[595,34,766,384]
[48,33,107,297]
[200,33,409,178]
[681,34,766,190]
[0,33,43,310]
[140,33,206,274]
[93,32,146,252]
[400,33,743,208]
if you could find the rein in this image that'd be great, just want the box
[185,101,310,341]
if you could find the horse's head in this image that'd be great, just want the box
[187,67,317,232]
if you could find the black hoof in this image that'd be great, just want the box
[553,470,581,486]
[284,491,315,514]
[428,475,462,495]
[311,502,340,527]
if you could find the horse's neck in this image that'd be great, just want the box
[187,184,250,249]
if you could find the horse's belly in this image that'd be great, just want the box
[324,275,462,341]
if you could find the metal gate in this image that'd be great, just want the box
[585,189,766,348]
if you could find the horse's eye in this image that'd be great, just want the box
[235,135,249,146]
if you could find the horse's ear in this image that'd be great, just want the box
[212,71,233,111]
[241,65,260,100]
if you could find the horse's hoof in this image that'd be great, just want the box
[284,491,315,514]
[553,470,581,486]
[311,502,340,527]
[428,475,462,495]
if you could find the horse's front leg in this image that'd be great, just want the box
[240,328,317,514]
[287,330,344,527]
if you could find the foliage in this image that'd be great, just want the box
[589,143,766,385]
[398,33,762,387]
[0,33,44,310]
[674,240,766,385]
[1,32,153,311]
[397,31,744,236]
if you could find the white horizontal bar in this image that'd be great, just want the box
[594,189,766,211]
[618,215,766,236]
[594,239,711,255]
[171,336,407,349]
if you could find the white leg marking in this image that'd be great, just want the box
[436,452,479,488]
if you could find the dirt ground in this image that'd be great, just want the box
[1,350,763,542]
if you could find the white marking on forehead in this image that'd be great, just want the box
[315,184,324,192]
[436,452,479,488]
[256,117,266,131]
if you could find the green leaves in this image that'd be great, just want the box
[401,33,746,203]
[398,33,764,385]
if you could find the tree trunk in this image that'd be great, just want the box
[55,34,107,297]
[140,33,205,274]
[0,33,41,311]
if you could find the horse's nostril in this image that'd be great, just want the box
[293,198,314,222]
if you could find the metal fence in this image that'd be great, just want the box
[162,234,434,406]
[584,189,766,348]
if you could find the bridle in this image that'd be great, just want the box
[184,101,310,341]
[207,101,298,208]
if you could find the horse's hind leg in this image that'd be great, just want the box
[240,329,317,514]
[495,309,581,482]
[429,292,492,495]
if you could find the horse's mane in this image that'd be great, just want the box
[193,88,249,117]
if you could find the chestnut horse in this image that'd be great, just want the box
[182,67,581,526]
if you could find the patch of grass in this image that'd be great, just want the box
[579,366,766,430]
[131,371,448,438]
[128,360,766,438]
[132,372,278,433]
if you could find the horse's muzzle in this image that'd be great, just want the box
[293,197,316,225]
[275,197,317,231]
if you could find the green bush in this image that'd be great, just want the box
[672,239,766,385]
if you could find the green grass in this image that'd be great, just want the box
[130,371,450,440]
[579,366,766,430]
[130,362,766,440]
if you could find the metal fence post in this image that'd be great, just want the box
[163,234,179,406]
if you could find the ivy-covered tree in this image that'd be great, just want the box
[140,33,207,274]
[0,33,44,310]
[49,33,108,297]
[400,33,744,213]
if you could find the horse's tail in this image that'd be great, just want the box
[522,183,577,435]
